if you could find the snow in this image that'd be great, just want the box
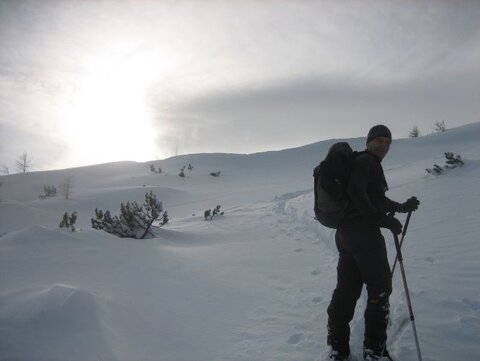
[1,122,480,361]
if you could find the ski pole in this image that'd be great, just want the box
[393,231,423,361]
[391,210,413,275]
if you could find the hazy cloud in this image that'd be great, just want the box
[152,70,480,154]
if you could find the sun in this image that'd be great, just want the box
[59,54,159,167]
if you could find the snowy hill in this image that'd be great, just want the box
[1,122,479,361]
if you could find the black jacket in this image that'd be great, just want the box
[344,151,401,224]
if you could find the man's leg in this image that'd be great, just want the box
[327,232,364,356]
[354,234,392,354]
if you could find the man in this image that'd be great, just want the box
[326,125,419,361]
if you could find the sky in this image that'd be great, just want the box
[1,0,479,172]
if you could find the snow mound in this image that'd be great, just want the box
[0,284,99,329]
[0,284,114,361]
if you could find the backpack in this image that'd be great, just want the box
[313,142,359,228]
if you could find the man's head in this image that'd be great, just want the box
[366,125,392,160]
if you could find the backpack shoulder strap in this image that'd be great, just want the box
[351,150,367,158]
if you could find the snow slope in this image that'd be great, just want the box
[1,122,479,361]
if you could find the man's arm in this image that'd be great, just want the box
[388,196,420,213]
[385,197,403,213]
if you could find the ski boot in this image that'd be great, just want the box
[363,348,393,361]
[328,348,351,361]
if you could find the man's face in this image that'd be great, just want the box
[366,136,391,160]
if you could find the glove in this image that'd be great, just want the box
[379,216,403,235]
[401,196,420,213]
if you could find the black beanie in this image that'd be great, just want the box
[366,125,392,144]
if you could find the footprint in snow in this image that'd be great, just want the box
[287,333,304,344]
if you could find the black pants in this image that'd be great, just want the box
[327,220,392,355]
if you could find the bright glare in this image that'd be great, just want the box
[59,53,159,166]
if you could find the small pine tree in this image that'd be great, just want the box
[39,185,57,199]
[91,191,166,239]
[160,211,169,226]
[434,120,447,132]
[426,152,464,175]
[179,166,186,178]
[426,164,444,175]
[204,209,211,221]
[409,126,420,138]
[149,164,162,174]
[212,205,224,218]
[59,211,77,231]
[204,205,224,221]
[444,152,464,168]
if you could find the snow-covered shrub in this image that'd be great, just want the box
[39,185,57,199]
[160,211,169,225]
[204,209,211,220]
[179,166,186,178]
[59,212,77,231]
[212,205,223,218]
[409,126,420,138]
[426,152,464,175]
[204,205,224,221]
[434,120,447,132]
[426,164,444,175]
[91,191,167,239]
[444,152,464,168]
[150,164,162,174]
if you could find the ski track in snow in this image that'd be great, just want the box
[225,192,360,361]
